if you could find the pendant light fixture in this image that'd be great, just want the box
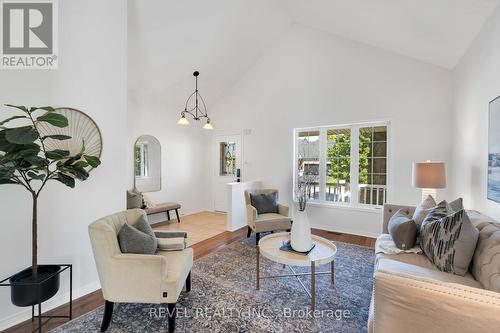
[178,71,213,129]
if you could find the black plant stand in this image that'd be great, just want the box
[0,264,72,333]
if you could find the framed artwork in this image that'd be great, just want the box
[488,95,500,203]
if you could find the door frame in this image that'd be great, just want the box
[213,133,244,212]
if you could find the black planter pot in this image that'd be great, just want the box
[9,265,61,307]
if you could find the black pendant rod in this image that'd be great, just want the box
[194,71,199,119]
[182,71,208,121]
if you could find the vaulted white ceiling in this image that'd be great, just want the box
[283,0,500,68]
[128,0,290,108]
[128,0,500,110]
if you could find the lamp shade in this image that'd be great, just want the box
[412,162,446,189]
[202,121,213,130]
[178,115,189,125]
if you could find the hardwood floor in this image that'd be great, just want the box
[2,225,374,333]
[153,211,227,247]
[1,289,105,333]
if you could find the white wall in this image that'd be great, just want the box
[452,5,500,219]
[1,0,483,327]
[126,0,291,215]
[0,0,127,329]
[211,24,454,237]
[127,96,213,215]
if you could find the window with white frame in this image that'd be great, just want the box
[295,122,389,207]
[135,143,149,177]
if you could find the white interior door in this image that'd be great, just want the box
[214,134,242,212]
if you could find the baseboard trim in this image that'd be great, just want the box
[0,280,101,331]
[226,223,246,232]
[310,224,379,239]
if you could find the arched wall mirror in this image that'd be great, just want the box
[134,135,161,192]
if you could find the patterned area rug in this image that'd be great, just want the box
[51,236,374,333]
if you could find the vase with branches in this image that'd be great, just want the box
[0,104,101,306]
[295,172,315,212]
[291,133,316,252]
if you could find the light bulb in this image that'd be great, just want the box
[178,115,189,125]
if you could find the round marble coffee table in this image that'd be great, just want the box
[256,232,337,311]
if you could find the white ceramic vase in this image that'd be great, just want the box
[290,208,312,252]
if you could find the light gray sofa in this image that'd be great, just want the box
[368,204,500,333]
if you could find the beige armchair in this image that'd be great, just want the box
[88,209,193,333]
[244,189,292,245]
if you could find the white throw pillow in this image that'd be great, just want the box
[142,193,156,209]
[157,237,186,251]
[156,231,187,251]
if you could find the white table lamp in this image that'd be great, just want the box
[412,161,446,201]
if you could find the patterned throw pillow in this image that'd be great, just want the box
[420,209,479,276]
[419,200,449,236]
[448,197,463,212]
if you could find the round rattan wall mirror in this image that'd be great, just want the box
[38,107,103,171]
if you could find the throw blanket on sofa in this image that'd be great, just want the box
[376,234,422,255]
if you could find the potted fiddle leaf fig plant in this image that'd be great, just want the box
[0,104,101,307]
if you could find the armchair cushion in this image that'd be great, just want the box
[118,215,157,254]
[278,204,289,217]
[103,253,167,303]
[253,213,292,233]
[250,192,279,214]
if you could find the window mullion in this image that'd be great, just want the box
[351,126,360,205]
[319,128,327,201]
[293,129,298,202]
